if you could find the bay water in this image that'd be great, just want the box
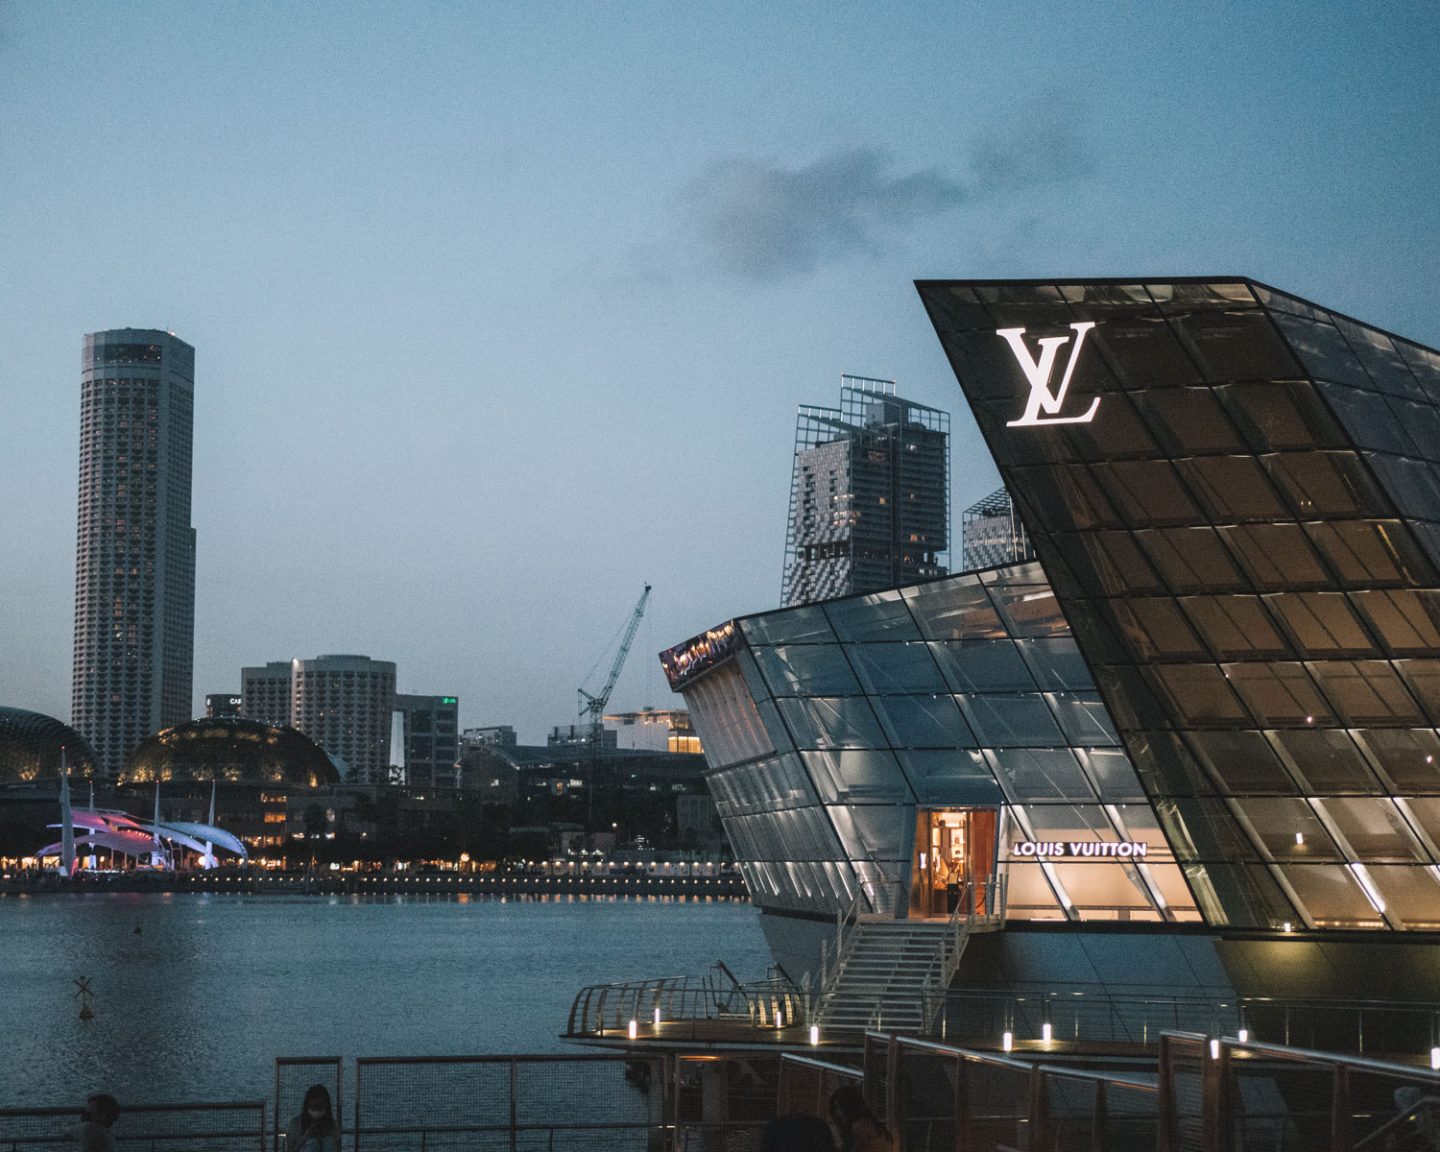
[0,891,770,1107]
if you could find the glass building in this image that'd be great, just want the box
[663,278,1440,994]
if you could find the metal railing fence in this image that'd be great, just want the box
[567,968,810,1040]
[0,1102,266,1152]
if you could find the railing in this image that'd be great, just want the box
[0,1102,266,1152]
[566,965,810,1039]
[919,876,1007,1030]
[923,987,1440,1055]
[275,1058,342,1152]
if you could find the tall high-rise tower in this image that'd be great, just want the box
[72,329,196,777]
[782,375,949,606]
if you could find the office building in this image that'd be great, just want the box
[663,278,1440,1012]
[960,488,1033,571]
[462,725,518,750]
[604,708,702,754]
[240,662,292,728]
[290,656,396,783]
[781,376,949,606]
[395,693,460,788]
[205,694,242,719]
[72,329,196,777]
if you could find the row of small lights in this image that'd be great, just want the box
[623,1011,823,1048]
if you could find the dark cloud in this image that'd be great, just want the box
[676,100,1090,283]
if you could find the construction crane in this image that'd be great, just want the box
[578,583,652,738]
[577,583,651,832]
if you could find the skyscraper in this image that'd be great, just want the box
[781,375,949,606]
[72,329,196,777]
[291,655,396,782]
[959,487,1034,571]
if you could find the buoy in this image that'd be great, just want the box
[74,976,95,1021]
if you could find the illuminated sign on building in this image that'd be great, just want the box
[1000,321,1100,427]
[1013,840,1149,859]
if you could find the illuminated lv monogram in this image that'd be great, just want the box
[999,321,1100,427]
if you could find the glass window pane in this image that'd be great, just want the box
[1333,317,1426,400]
[903,578,1007,641]
[1080,747,1148,801]
[1316,380,1416,455]
[1279,865,1386,929]
[1305,521,1437,587]
[1095,460,1202,526]
[930,640,1035,693]
[741,605,835,645]
[845,642,946,694]
[1225,662,1334,726]
[823,590,922,642]
[1135,527,1248,592]
[1166,798,1261,859]
[871,694,976,749]
[988,582,1069,638]
[1187,730,1296,794]
[1385,400,1440,462]
[1054,530,1165,596]
[1148,664,1251,726]
[1315,798,1428,862]
[752,644,860,697]
[1353,730,1440,793]
[1269,311,1373,389]
[1217,381,1346,451]
[1365,866,1440,930]
[776,696,886,749]
[1173,309,1300,381]
[1394,340,1440,404]
[1175,456,1290,522]
[1067,392,1161,460]
[1219,523,1333,591]
[1049,861,1158,916]
[1268,729,1382,794]
[1353,590,1440,655]
[1092,313,1203,388]
[1181,595,1291,659]
[1307,660,1425,725]
[1264,592,1379,657]
[960,693,1065,747]
[1015,638,1095,691]
[1006,464,1122,531]
[986,747,1094,801]
[895,749,999,807]
[999,860,1067,919]
[1133,387,1245,454]
[1264,452,1393,519]
[1047,691,1121,746]
[1363,452,1440,522]
[1107,598,1208,660]
[1394,660,1440,725]
[800,749,908,802]
[1233,798,1343,860]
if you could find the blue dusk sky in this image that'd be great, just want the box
[2,2,1438,743]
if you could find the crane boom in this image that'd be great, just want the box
[578,584,652,722]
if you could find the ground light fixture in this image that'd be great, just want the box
[628,1019,638,1040]
[809,1025,820,1046]
[653,1007,661,1026]
[1210,1039,1222,1060]
[1238,1029,1250,1043]
[1002,1031,1014,1052]
[1041,1022,1053,1043]
[1431,1047,1440,1071]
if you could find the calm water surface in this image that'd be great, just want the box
[0,892,770,1107]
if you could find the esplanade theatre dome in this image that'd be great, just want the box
[0,707,96,782]
[123,718,339,788]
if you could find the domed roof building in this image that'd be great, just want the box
[0,707,96,783]
[123,718,339,789]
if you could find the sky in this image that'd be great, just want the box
[2,2,1439,744]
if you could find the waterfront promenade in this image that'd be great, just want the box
[0,868,748,898]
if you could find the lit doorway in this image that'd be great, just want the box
[912,808,998,919]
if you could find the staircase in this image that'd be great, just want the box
[815,920,955,1034]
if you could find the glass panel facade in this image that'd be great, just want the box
[916,277,1440,932]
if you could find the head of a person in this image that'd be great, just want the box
[302,1085,334,1131]
[828,1085,877,1131]
[85,1094,120,1129]
[760,1114,836,1152]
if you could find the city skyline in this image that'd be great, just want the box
[3,3,1439,743]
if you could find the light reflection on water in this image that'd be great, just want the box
[0,891,769,1107]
